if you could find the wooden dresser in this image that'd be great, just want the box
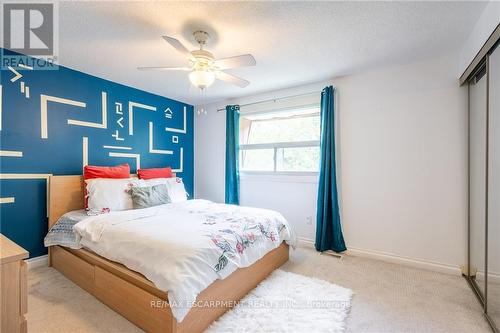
[1,234,28,333]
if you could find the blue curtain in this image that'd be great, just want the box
[315,86,346,253]
[225,105,240,205]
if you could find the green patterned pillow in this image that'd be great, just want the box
[130,184,171,209]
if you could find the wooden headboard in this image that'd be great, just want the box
[48,174,176,228]
[49,176,85,228]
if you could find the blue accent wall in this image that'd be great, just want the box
[0,51,194,257]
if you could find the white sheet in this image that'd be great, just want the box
[73,199,296,321]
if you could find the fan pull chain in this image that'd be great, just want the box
[197,87,208,115]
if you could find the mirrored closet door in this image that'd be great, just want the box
[487,43,500,332]
[467,40,499,333]
[469,61,487,299]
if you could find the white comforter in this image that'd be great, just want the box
[72,199,296,321]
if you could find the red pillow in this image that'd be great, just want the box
[84,163,130,180]
[83,164,130,208]
[137,167,173,180]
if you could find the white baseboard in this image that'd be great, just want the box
[489,272,500,284]
[346,246,461,275]
[297,237,315,248]
[475,270,500,284]
[296,237,461,276]
[26,254,48,270]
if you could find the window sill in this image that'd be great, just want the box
[239,171,319,184]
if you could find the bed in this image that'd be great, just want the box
[47,175,294,333]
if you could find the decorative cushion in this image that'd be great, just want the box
[130,184,171,209]
[137,167,173,180]
[85,178,138,215]
[83,163,130,180]
[167,177,188,203]
[136,177,188,203]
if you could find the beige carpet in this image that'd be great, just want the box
[28,246,491,333]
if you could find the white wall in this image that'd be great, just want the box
[459,0,500,76]
[194,104,227,202]
[336,55,467,268]
[195,53,468,269]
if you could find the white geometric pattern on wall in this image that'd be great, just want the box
[166,106,187,134]
[35,89,187,175]
[149,122,173,155]
[128,101,156,135]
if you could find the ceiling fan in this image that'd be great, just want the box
[138,30,256,90]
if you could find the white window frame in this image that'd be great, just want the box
[239,114,320,176]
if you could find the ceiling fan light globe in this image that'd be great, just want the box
[189,70,215,89]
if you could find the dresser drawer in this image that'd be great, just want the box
[1,234,29,333]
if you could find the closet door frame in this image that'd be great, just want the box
[466,58,488,307]
[485,54,490,317]
[486,43,500,333]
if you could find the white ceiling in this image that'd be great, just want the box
[58,1,487,105]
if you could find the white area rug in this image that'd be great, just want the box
[206,269,353,333]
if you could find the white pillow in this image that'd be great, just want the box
[136,177,187,203]
[85,178,138,215]
[166,177,188,203]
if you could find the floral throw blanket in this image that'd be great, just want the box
[189,204,288,272]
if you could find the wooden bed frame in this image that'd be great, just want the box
[47,175,289,333]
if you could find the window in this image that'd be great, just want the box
[239,106,320,173]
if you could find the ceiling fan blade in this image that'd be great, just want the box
[162,36,196,61]
[214,54,256,70]
[137,66,191,71]
[216,71,250,88]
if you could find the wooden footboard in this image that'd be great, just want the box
[49,242,289,333]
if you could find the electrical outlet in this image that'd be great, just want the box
[306,216,313,225]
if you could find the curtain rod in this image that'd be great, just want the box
[216,91,320,112]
